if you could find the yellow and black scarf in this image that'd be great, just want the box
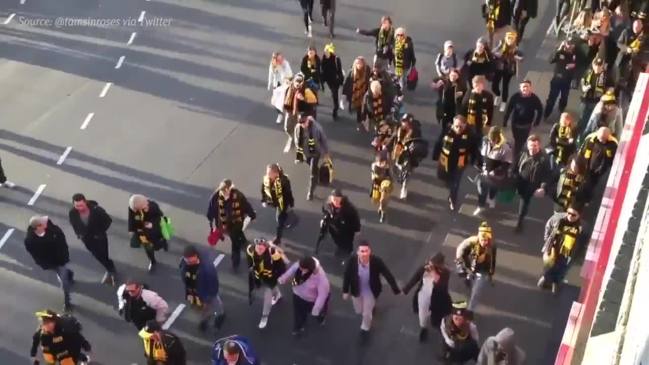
[394,37,407,76]
[371,94,384,121]
[263,175,285,211]
[352,68,367,109]
[218,191,243,226]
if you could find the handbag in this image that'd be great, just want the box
[319,158,335,185]
[406,66,419,90]
[208,227,225,246]
[160,216,175,241]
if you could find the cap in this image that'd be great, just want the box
[478,221,492,240]
[601,90,616,103]
[324,43,336,54]
[444,40,454,48]
[144,320,162,333]
[35,310,58,321]
[451,301,470,317]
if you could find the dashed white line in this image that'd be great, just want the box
[27,184,47,206]
[80,112,94,130]
[213,253,225,267]
[115,56,125,69]
[3,13,16,25]
[56,147,72,165]
[162,304,186,330]
[20,0,26,4]
[0,228,15,251]
[127,32,137,46]
[138,11,146,23]
[99,82,112,98]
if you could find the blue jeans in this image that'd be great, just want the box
[544,77,571,118]
[53,265,73,306]
[476,176,498,207]
[447,169,464,207]
[468,273,490,311]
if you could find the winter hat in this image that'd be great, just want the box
[324,43,336,54]
[444,40,454,48]
[601,90,616,104]
[478,221,493,240]
[495,327,516,347]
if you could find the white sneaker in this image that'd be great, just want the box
[275,114,283,124]
[339,99,345,111]
[258,315,269,329]
[473,207,484,216]
[494,96,501,107]
[271,291,282,306]
[487,197,496,209]
[499,101,506,112]
[283,137,292,153]
[307,25,312,38]
[400,185,408,199]
[0,181,15,188]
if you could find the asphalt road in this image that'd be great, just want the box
[0,0,583,364]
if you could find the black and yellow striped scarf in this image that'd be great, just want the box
[263,176,285,211]
[218,191,243,225]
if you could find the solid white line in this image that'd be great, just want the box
[27,184,47,206]
[115,56,125,69]
[56,147,72,165]
[80,112,94,130]
[127,32,136,46]
[99,82,112,98]
[138,11,146,23]
[162,304,186,330]
[3,13,16,25]
[0,229,15,251]
[213,254,225,267]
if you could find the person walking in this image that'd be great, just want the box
[261,163,294,245]
[552,155,588,212]
[31,310,91,365]
[477,327,526,365]
[138,320,186,365]
[342,56,371,130]
[473,126,514,216]
[440,301,480,364]
[301,46,323,93]
[283,73,318,153]
[0,156,16,188]
[342,241,401,341]
[435,41,459,79]
[128,194,168,272]
[69,193,116,286]
[513,135,552,232]
[492,31,524,112]
[579,126,618,199]
[211,335,260,365]
[277,256,330,336]
[246,239,287,329]
[577,57,612,136]
[544,39,578,119]
[393,27,416,91]
[321,189,361,257]
[24,216,75,312]
[299,0,315,37]
[455,222,497,311]
[180,245,226,332]
[402,253,453,342]
[502,79,544,157]
[539,206,582,294]
[434,68,466,133]
[460,75,494,139]
[294,114,331,201]
[370,152,393,222]
[207,179,257,271]
[433,115,479,211]
[547,112,578,170]
[356,16,395,68]
[320,43,344,120]
[363,80,393,131]
[117,279,169,331]
[581,90,623,141]
[268,52,293,125]
[513,0,538,43]
[483,0,512,46]
[462,38,494,86]
[320,0,336,38]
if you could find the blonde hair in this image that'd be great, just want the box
[217,179,233,193]
[395,27,406,36]
[370,80,382,95]
[128,194,147,211]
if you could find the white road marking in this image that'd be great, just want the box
[213,254,225,267]
[3,13,16,24]
[99,82,112,98]
[0,229,15,251]
[20,0,26,4]
[138,11,146,23]
[27,184,47,206]
[127,32,137,46]
[80,112,94,130]
[162,304,186,330]
[56,147,72,165]
[115,56,125,69]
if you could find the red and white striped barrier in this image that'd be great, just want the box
[554,73,649,365]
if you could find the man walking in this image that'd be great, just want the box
[294,114,331,201]
[503,80,543,157]
[69,193,116,286]
[342,241,401,341]
[544,39,577,120]
[24,216,75,312]
[117,279,169,331]
[322,189,361,258]
[539,205,582,294]
[513,135,552,232]
[0,156,15,188]
[260,163,295,245]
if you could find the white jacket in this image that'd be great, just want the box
[268,60,293,90]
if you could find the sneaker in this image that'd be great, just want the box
[283,137,293,153]
[339,100,345,111]
[487,197,496,209]
[493,96,500,107]
[213,313,226,329]
[419,328,428,342]
[551,283,558,295]
[101,271,110,284]
[448,197,455,211]
[148,261,156,272]
[499,101,506,112]
[0,181,15,188]
[472,207,483,216]
[306,192,313,201]
[258,315,269,329]
[537,276,546,288]
[307,25,313,38]
[400,185,407,199]
[275,114,283,124]
[271,291,282,306]
[79,354,90,365]
[379,210,385,223]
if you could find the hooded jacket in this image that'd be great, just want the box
[69,200,112,244]
[583,102,623,139]
[24,220,70,270]
[179,248,220,301]
[211,335,259,365]
[477,327,526,365]
[278,258,331,316]
[117,285,169,330]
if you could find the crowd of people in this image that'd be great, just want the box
[7,0,649,364]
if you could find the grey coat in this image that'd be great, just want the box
[294,118,329,159]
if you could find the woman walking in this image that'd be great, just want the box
[128,194,167,272]
[268,52,293,125]
[299,0,315,37]
[300,46,323,93]
[356,16,395,68]
[321,43,344,120]
[342,56,371,130]
[393,27,416,91]
[370,152,393,223]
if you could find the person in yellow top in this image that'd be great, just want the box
[370,152,393,223]
[138,320,186,365]
[539,205,582,294]
[31,310,91,365]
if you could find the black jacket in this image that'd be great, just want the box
[514,150,552,192]
[145,331,186,365]
[342,65,371,100]
[323,197,361,237]
[31,318,91,361]
[483,0,512,29]
[403,266,452,325]
[550,48,577,80]
[460,90,495,130]
[342,254,400,298]
[128,200,165,245]
[24,220,70,270]
[513,0,537,18]
[435,78,467,122]
[206,189,256,230]
[300,55,322,88]
[503,92,544,127]
[358,27,395,60]
[69,200,112,243]
[260,173,294,212]
[321,54,344,87]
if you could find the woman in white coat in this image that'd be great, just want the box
[268,52,293,124]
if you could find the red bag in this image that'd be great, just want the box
[207,227,225,246]
[406,67,419,91]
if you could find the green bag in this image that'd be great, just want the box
[160,216,175,241]
[496,188,516,204]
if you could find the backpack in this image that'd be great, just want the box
[58,314,82,334]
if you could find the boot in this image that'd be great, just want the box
[332,108,338,121]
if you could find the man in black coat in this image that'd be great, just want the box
[513,134,552,232]
[322,189,361,257]
[69,193,116,285]
[513,0,538,43]
[24,216,75,311]
[342,241,400,341]
[261,164,295,245]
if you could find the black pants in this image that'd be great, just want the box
[300,0,314,30]
[144,244,156,263]
[492,71,514,101]
[513,13,530,42]
[511,125,532,158]
[446,168,464,207]
[83,235,116,273]
[292,294,328,330]
[326,81,340,115]
[228,227,247,269]
[555,0,570,26]
[544,77,571,118]
[276,209,289,240]
[517,185,534,225]
[321,0,335,36]
[307,156,320,196]
[0,158,6,183]
[330,230,354,255]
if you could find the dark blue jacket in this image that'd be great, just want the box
[179,249,219,300]
[212,335,259,365]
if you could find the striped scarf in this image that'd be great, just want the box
[351,68,367,109]
[394,38,406,77]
